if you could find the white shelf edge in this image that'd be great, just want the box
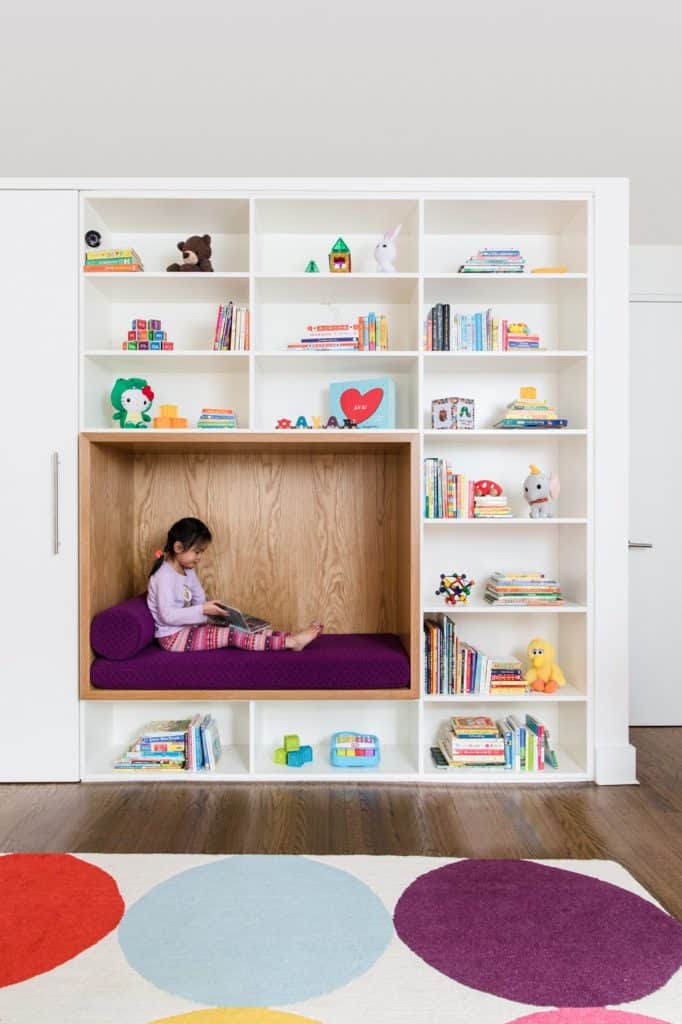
[421,603,588,614]
[423,273,588,280]
[82,271,249,279]
[423,517,587,525]
[422,691,587,703]
[421,350,587,358]
[253,350,418,358]
[423,429,588,437]
[83,350,250,358]
[254,272,419,280]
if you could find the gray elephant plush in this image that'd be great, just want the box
[523,463,560,518]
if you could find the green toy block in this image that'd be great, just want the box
[284,734,300,753]
[274,747,287,765]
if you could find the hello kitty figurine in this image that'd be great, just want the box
[374,224,401,272]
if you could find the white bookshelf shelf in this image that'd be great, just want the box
[422,603,588,614]
[73,180,626,786]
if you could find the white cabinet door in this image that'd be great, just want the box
[629,300,682,725]
[0,190,80,780]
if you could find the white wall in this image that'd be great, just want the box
[0,0,681,243]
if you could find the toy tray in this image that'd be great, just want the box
[330,731,381,768]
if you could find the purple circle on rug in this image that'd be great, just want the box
[393,860,682,1006]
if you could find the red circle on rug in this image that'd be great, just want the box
[0,854,125,987]
[506,1012,673,1023]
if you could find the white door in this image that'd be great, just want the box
[629,299,682,724]
[0,190,80,779]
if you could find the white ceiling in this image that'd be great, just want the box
[1,0,679,244]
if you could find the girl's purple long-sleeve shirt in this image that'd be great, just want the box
[146,560,208,638]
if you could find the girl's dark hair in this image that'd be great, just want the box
[149,517,212,576]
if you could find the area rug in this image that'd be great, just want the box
[0,855,680,1024]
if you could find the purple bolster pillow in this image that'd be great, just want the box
[90,595,155,660]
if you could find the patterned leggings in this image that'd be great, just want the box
[158,624,290,653]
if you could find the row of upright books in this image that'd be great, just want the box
[437,715,557,770]
[424,458,474,519]
[83,248,144,272]
[287,316,389,352]
[424,307,542,351]
[212,302,250,351]
[113,716,222,771]
[423,459,513,519]
[424,616,526,696]
[484,572,565,607]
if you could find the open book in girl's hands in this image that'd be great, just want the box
[209,602,270,634]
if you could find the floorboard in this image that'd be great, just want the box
[1,728,680,917]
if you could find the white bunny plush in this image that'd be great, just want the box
[374,224,401,273]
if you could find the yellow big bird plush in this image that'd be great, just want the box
[525,638,566,694]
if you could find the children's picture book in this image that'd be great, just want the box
[328,376,396,429]
[209,602,270,633]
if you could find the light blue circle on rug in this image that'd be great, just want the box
[118,855,393,1006]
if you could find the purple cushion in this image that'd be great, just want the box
[91,632,410,691]
[90,595,155,661]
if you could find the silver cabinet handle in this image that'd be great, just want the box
[53,452,60,555]
[628,541,653,549]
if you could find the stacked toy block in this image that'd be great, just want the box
[153,404,188,429]
[122,318,174,351]
[273,734,313,768]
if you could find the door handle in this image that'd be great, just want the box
[53,451,60,555]
[628,541,653,549]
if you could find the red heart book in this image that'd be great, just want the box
[328,377,397,429]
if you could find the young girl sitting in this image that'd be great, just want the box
[147,517,322,653]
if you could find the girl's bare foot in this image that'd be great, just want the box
[286,621,323,651]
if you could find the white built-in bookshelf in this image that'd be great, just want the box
[74,182,631,785]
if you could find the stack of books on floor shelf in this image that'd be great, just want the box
[424,307,543,352]
[437,715,557,770]
[113,716,222,771]
[458,248,526,274]
[485,572,565,607]
[424,458,474,519]
[83,248,144,272]
[424,615,525,695]
[212,302,250,350]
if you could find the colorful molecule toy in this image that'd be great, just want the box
[435,572,476,605]
[273,734,313,768]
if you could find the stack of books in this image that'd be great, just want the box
[212,302,250,351]
[83,248,144,272]
[424,308,543,352]
[423,615,525,695]
[484,572,565,606]
[438,716,507,768]
[289,322,359,352]
[287,314,389,352]
[423,458,474,519]
[474,491,513,518]
[494,386,567,429]
[113,715,222,771]
[458,249,526,274]
[197,407,238,429]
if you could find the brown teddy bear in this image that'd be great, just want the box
[166,234,213,272]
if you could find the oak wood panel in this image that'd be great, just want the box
[1,729,679,918]
[132,450,401,635]
[79,439,134,697]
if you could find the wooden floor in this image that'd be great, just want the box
[1,728,680,917]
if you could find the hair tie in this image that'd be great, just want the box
[154,549,164,559]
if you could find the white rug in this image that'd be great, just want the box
[0,854,680,1024]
